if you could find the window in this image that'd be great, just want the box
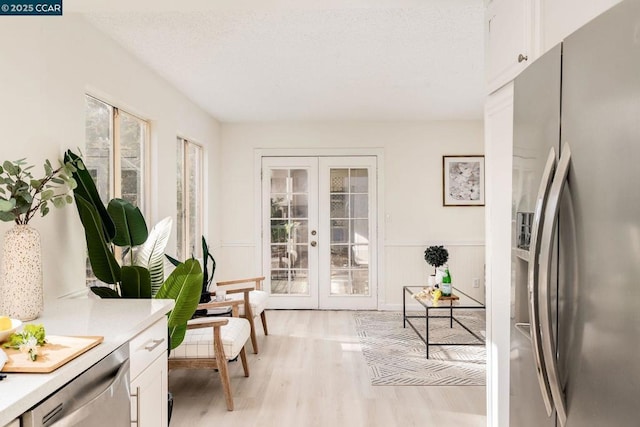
[85,95,148,210]
[176,137,203,260]
[84,95,149,283]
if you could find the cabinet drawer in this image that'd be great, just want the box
[129,317,167,380]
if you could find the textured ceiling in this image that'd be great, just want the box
[83,1,484,122]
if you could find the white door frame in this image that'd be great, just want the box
[254,148,385,310]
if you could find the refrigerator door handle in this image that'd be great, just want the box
[526,147,557,416]
[538,143,571,426]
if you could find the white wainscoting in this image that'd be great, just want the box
[381,242,485,311]
[218,241,485,312]
[215,242,259,282]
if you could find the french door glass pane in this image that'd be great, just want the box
[269,168,310,295]
[329,168,369,296]
[291,195,308,218]
[330,220,348,244]
[270,170,288,193]
[330,169,348,192]
[330,194,347,218]
[291,169,308,192]
[351,194,368,218]
[350,169,368,192]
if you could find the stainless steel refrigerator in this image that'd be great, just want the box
[510,1,640,426]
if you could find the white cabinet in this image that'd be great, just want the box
[485,0,537,94]
[3,419,19,427]
[129,317,168,427]
[539,0,621,52]
[483,83,515,427]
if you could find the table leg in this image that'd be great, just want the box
[402,287,406,328]
[426,305,430,359]
[450,303,453,328]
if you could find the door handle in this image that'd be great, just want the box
[144,338,165,352]
[49,359,130,426]
[538,143,571,426]
[310,241,317,247]
[527,148,556,416]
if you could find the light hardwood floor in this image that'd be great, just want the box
[169,310,486,427]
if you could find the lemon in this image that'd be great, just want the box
[0,316,11,331]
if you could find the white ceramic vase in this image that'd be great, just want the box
[1,224,44,320]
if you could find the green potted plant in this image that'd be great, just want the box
[0,156,82,320]
[166,235,217,316]
[424,245,449,285]
[65,149,152,298]
[65,149,203,349]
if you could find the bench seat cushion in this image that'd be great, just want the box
[227,290,268,317]
[170,317,250,360]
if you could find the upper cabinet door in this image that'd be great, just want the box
[485,0,537,94]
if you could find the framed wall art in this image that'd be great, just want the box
[442,155,485,206]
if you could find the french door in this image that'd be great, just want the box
[262,156,377,310]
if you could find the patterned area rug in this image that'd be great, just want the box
[353,311,486,386]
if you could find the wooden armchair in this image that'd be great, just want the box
[215,276,268,354]
[169,299,251,411]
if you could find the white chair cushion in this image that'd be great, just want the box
[170,317,250,360]
[227,290,268,317]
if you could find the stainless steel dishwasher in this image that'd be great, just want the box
[21,343,131,427]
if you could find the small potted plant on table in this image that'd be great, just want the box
[423,245,449,287]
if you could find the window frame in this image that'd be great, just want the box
[176,136,204,260]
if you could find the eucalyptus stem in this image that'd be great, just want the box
[0,158,78,225]
[15,165,64,225]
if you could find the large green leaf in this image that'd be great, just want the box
[202,236,216,290]
[120,265,152,298]
[168,324,187,351]
[134,217,172,296]
[165,254,181,267]
[65,150,116,242]
[107,198,148,248]
[75,194,121,285]
[90,286,121,298]
[155,259,203,349]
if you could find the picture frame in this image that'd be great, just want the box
[442,155,485,206]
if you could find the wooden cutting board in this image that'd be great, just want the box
[1,335,103,373]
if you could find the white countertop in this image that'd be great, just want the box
[0,297,174,426]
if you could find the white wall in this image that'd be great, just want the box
[218,121,485,307]
[0,15,220,302]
